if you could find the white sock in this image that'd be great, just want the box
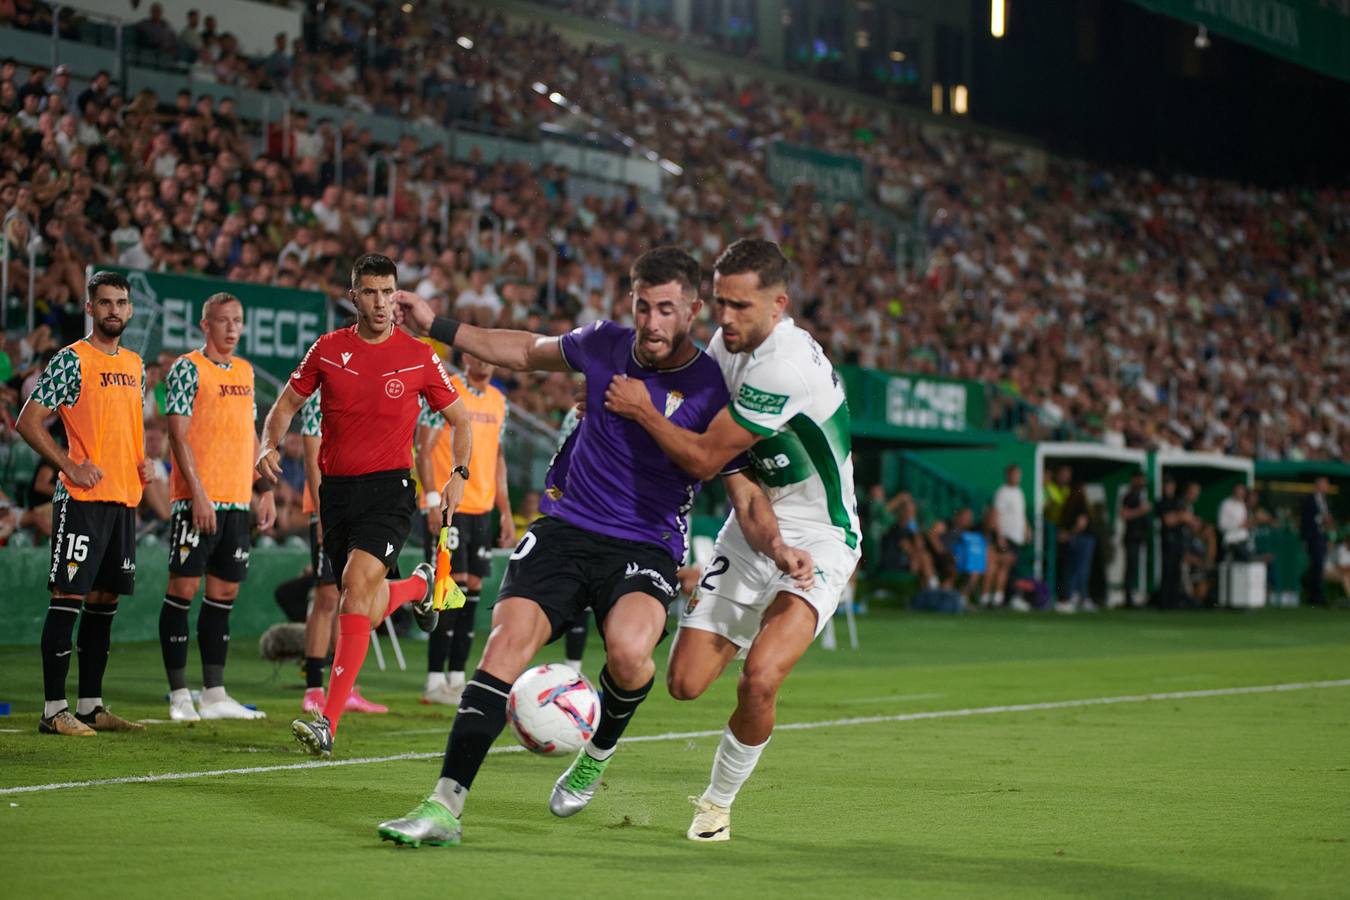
[583,739,617,762]
[202,686,228,703]
[993,591,1004,605]
[433,777,467,817]
[425,672,447,692]
[565,659,582,673]
[75,697,102,715]
[170,688,193,705]
[448,670,466,688]
[44,700,68,718]
[979,593,991,605]
[927,576,938,589]
[703,725,769,808]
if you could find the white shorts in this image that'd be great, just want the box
[679,518,860,652]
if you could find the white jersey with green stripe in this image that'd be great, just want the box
[709,317,860,551]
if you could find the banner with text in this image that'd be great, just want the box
[766,142,867,202]
[94,266,330,386]
[839,366,986,435]
[1132,0,1350,83]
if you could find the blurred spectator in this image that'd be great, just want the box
[1300,476,1335,606]
[1056,479,1097,613]
[1120,471,1150,607]
[513,488,542,534]
[1217,482,1251,560]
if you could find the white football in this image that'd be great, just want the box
[507,663,601,756]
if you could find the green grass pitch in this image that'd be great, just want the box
[2,608,1348,899]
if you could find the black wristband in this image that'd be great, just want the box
[429,316,461,347]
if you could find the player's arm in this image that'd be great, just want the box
[15,398,101,489]
[257,384,306,482]
[723,470,813,590]
[253,431,276,531]
[414,420,440,535]
[606,378,760,481]
[435,398,473,518]
[494,443,515,547]
[392,290,566,372]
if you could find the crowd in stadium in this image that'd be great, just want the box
[0,2,1346,557]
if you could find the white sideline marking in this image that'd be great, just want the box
[3,678,1348,797]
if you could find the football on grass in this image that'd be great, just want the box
[507,664,600,756]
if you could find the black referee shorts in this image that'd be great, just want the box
[318,469,416,588]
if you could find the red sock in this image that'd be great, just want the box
[323,615,371,735]
[384,570,429,619]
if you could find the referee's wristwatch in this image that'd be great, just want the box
[451,465,470,481]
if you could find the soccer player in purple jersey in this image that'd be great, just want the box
[376,246,815,848]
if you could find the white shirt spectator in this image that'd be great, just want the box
[994,484,1027,545]
[454,284,502,319]
[312,198,342,234]
[1217,496,1249,546]
[118,239,155,270]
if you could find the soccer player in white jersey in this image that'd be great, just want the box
[605,238,861,842]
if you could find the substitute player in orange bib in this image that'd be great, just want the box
[160,292,278,721]
[415,352,515,707]
[16,270,152,736]
[257,253,472,756]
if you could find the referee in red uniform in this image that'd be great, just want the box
[258,254,472,756]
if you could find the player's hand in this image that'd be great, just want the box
[497,508,517,548]
[392,289,434,335]
[604,374,652,421]
[774,545,816,591]
[66,460,103,489]
[192,489,217,534]
[255,447,283,483]
[137,458,154,486]
[314,518,323,545]
[440,474,466,520]
[255,489,277,531]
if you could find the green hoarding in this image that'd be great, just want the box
[93,266,331,386]
[839,365,989,437]
[766,142,867,202]
[1133,0,1350,82]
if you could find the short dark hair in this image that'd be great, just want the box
[350,252,397,287]
[713,238,790,290]
[630,246,701,296]
[87,269,130,298]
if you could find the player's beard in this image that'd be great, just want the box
[95,316,127,339]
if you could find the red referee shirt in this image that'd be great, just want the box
[290,326,459,477]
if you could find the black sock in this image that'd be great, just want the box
[41,598,82,705]
[304,656,326,689]
[426,598,454,674]
[159,595,192,691]
[564,613,589,661]
[445,591,479,673]
[76,601,118,702]
[439,670,510,789]
[198,597,232,689]
[591,665,653,752]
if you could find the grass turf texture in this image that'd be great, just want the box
[1,608,1348,899]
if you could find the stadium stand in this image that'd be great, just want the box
[0,0,1345,608]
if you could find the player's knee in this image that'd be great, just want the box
[737,666,785,709]
[666,669,707,702]
[603,643,651,687]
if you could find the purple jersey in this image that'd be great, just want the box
[542,320,742,561]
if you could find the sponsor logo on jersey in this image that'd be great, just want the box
[624,561,676,598]
[385,378,405,399]
[545,486,563,501]
[340,352,353,366]
[233,547,250,562]
[121,558,136,573]
[98,372,139,388]
[217,384,253,397]
[737,383,788,416]
[664,390,685,418]
[385,542,395,556]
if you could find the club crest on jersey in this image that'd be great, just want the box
[664,390,685,418]
[179,545,191,564]
[385,379,405,399]
[66,562,79,580]
[685,590,700,616]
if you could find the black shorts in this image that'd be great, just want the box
[498,516,679,643]
[446,510,494,579]
[309,516,336,586]
[168,507,252,581]
[318,469,416,587]
[48,494,137,596]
